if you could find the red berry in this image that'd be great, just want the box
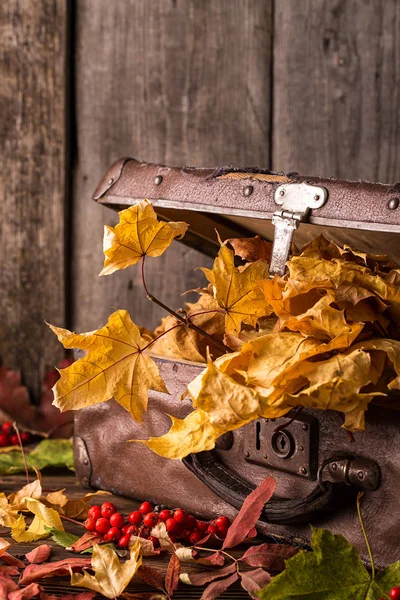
[95,517,111,534]
[104,526,120,541]
[207,524,218,535]
[149,535,160,548]
[139,501,153,515]
[216,527,228,539]
[126,525,137,536]
[88,505,101,520]
[159,509,173,522]
[189,530,204,545]
[2,422,14,435]
[196,520,209,533]
[101,502,116,518]
[180,529,191,541]
[118,535,130,548]
[390,588,400,600]
[10,434,19,446]
[0,434,10,447]
[84,517,96,532]
[20,432,30,444]
[109,512,125,529]
[140,527,150,539]
[128,510,142,525]
[166,518,182,535]
[174,509,187,524]
[143,512,158,528]
[185,515,197,530]
[215,516,230,530]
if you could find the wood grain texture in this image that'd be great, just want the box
[0,1,68,397]
[72,0,272,334]
[273,0,400,182]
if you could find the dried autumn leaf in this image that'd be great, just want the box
[0,571,19,596]
[240,568,272,599]
[165,553,181,596]
[20,557,91,585]
[137,565,165,592]
[8,582,42,600]
[227,235,272,263]
[48,309,168,422]
[180,563,236,586]
[201,240,271,334]
[200,572,239,600]
[45,489,111,520]
[223,476,276,549]
[240,543,298,570]
[11,498,64,543]
[25,544,51,564]
[70,541,142,599]
[99,200,188,276]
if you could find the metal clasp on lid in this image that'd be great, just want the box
[269,182,328,276]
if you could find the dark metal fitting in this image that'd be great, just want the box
[154,175,163,185]
[388,197,399,210]
[243,185,253,197]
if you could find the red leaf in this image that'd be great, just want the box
[0,571,19,594]
[0,564,21,576]
[240,568,272,598]
[70,532,102,552]
[25,544,51,564]
[19,557,91,585]
[138,565,165,592]
[197,551,225,567]
[200,572,239,600]
[9,582,42,600]
[240,542,298,570]
[222,476,276,549]
[165,553,181,596]
[1,552,25,568]
[183,562,236,586]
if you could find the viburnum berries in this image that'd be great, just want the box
[101,502,116,518]
[128,510,142,525]
[84,517,96,532]
[143,512,158,528]
[109,512,125,529]
[173,509,187,524]
[159,509,173,522]
[390,587,400,600]
[139,501,153,514]
[87,505,102,520]
[95,518,111,535]
[0,422,31,447]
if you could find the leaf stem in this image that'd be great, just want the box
[140,324,183,353]
[59,514,85,527]
[357,492,375,579]
[193,545,236,562]
[13,422,30,484]
[141,256,231,354]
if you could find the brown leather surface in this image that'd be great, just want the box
[93,158,400,231]
[74,357,400,569]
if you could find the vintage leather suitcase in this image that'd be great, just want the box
[74,158,400,568]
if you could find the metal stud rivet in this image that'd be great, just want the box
[314,194,320,201]
[245,451,250,458]
[279,189,285,196]
[107,178,114,185]
[243,185,253,197]
[357,470,365,480]
[154,175,163,185]
[331,463,337,471]
[83,458,89,466]
[300,466,308,475]
[302,424,308,431]
[388,197,399,210]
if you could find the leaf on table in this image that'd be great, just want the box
[70,540,142,599]
[0,537,10,556]
[149,522,179,553]
[196,551,225,567]
[137,565,165,592]
[239,568,272,599]
[258,527,400,599]
[165,553,181,596]
[45,489,110,520]
[180,563,236,587]
[11,498,64,543]
[227,235,272,264]
[129,535,163,556]
[0,571,19,595]
[239,543,298,570]
[20,556,92,585]
[0,493,23,528]
[25,544,51,564]
[99,200,188,276]
[8,476,42,509]
[27,439,74,471]
[200,572,239,600]
[200,239,271,334]
[69,532,105,553]
[150,295,226,362]
[9,582,43,600]
[0,564,20,576]
[1,552,25,568]
[46,527,79,549]
[223,476,276,549]
[48,310,168,422]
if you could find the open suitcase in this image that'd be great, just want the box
[74,158,400,568]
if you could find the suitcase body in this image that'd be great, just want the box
[74,158,400,567]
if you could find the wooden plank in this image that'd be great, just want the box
[0,1,68,397]
[72,0,272,334]
[273,0,400,183]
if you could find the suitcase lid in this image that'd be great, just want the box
[93,157,400,273]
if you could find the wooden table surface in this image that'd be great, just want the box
[1,471,252,599]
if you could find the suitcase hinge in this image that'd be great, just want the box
[269,182,328,276]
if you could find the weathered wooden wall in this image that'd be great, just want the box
[0,1,68,397]
[71,0,272,335]
[1,0,399,397]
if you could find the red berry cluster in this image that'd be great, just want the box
[0,422,30,447]
[378,588,400,600]
[84,500,230,549]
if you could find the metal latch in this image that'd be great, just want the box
[269,182,328,276]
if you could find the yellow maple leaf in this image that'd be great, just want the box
[71,540,142,599]
[11,498,64,542]
[201,240,271,335]
[45,489,111,520]
[99,200,188,276]
[48,309,168,422]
